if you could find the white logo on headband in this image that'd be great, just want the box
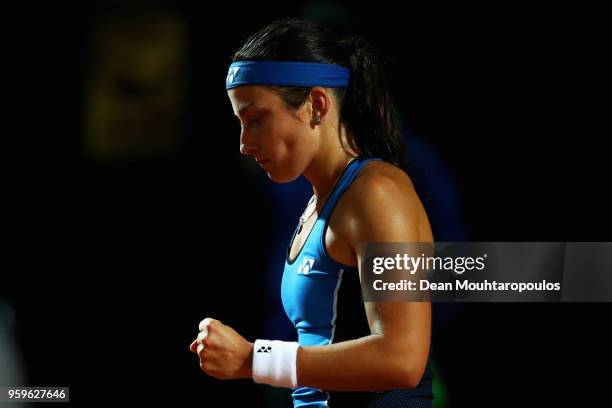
[227,67,241,84]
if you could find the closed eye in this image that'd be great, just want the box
[246,114,264,129]
[235,110,266,129]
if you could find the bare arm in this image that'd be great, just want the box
[296,170,433,391]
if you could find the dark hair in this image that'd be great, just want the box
[232,18,404,168]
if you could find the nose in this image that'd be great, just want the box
[239,129,257,156]
[240,143,257,155]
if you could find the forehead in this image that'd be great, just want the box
[228,86,280,114]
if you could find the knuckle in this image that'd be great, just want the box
[198,317,213,331]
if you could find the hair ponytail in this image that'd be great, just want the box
[337,36,404,167]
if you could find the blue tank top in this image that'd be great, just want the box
[281,156,434,408]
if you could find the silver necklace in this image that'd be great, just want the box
[299,195,318,228]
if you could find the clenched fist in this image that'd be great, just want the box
[189,318,254,380]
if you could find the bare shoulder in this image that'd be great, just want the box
[351,160,417,199]
[339,160,432,243]
[346,160,421,214]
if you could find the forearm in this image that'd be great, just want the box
[296,334,422,391]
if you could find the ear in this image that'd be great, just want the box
[308,87,332,122]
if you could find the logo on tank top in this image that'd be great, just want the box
[298,257,315,275]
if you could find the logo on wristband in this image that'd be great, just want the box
[256,346,272,353]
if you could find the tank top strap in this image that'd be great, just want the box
[319,155,382,220]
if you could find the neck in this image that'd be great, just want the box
[303,127,358,206]
[303,119,357,206]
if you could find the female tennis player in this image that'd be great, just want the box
[190,18,434,407]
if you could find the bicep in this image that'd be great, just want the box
[363,301,431,357]
[361,299,431,384]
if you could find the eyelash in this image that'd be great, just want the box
[236,113,264,130]
[242,117,261,129]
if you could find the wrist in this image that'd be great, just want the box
[237,341,254,379]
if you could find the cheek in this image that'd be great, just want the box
[264,123,314,177]
[266,121,308,155]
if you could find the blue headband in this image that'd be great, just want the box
[226,61,350,90]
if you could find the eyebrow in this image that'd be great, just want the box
[235,102,255,116]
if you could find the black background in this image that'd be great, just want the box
[3,1,610,406]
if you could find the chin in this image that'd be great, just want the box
[266,168,301,183]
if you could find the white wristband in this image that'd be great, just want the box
[252,339,300,388]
